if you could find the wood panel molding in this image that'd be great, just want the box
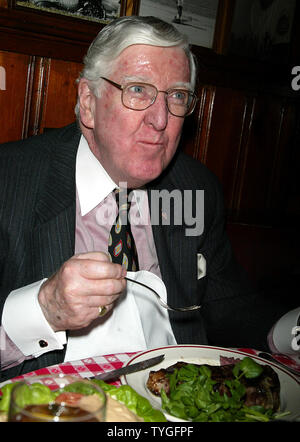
[0,7,100,61]
[181,85,216,164]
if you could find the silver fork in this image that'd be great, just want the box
[125,276,201,312]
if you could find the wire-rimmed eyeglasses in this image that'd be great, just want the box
[100,77,197,118]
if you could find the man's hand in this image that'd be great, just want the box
[38,252,126,332]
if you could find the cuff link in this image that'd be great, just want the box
[39,339,48,348]
[98,306,107,317]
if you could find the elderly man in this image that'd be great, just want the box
[0,16,298,382]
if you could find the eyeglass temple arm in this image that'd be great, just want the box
[100,77,123,91]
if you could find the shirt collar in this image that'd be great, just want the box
[76,135,116,216]
[76,135,147,217]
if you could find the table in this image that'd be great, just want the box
[2,348,300,388]
[3,352,138,388]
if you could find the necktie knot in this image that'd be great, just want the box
[114,188,132,221]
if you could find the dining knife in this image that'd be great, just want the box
[89,354,165,382]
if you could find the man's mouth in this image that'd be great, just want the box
[137,140,164,147]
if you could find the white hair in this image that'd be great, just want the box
[75,15,197,117]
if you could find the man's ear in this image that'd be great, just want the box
[77,79,96,128]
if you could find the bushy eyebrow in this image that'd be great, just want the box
[171,82,192,90]
[123,75,146,83]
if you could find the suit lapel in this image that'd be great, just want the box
[35,124,80,223]
[30,205,76,278]
[31,125,80,278]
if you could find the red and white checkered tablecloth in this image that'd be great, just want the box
[3,352,139,388]
[2,348,299,391]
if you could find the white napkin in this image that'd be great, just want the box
[126,270,177,348]
[64,271,176,361]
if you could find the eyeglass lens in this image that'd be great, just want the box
[122,83,195,117]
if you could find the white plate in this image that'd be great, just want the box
[121,345,300,422]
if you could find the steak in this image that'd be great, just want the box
[146,361,280,411]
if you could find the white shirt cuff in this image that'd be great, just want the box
[271,307,300,355]
[2,280,67,357]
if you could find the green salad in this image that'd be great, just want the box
[0,379,166,422]
[159,357,289,422]
[93,380,167,421]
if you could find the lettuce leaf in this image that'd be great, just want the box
[0,382,55,412]
[92,380,167,422]
[0,383,20,412]
[0,379,167,422]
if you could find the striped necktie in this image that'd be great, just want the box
[108,189,139,271]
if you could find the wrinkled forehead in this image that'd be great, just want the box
[111,44,191,83]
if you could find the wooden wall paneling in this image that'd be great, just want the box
[193,85,216,165]
[38,58,83,132]
[229,94,256,221]
[25,56,49,137]
[0,50,31,143]
[0,51,83,141]
[227,222,299,303]
[200,86,253,216]
[285,104,300,225]
[21,54,35,138]
[0,8,100,62]
[182,84,215,163]
[233,94,295,224]
[180,91,200,159]
[264,100,296,222]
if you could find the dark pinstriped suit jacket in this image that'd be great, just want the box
[0,124,287,379]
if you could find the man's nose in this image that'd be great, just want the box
[144,92,168,130]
